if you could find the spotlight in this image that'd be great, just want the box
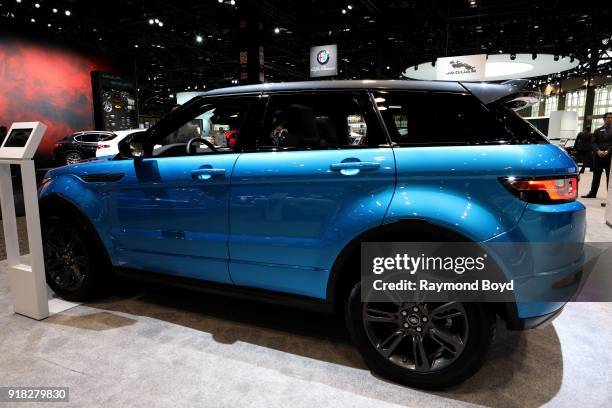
[196,35,203,43]
[554,55,559,61]
[34,3,40,8]
[148,19,154,25]
[342,9,347,14]
[532,53,537,60]
[52,8,57,13]
[274,27,280,34]
[347,5,353,9]
[510,53,516,60]
[64,10,71,16]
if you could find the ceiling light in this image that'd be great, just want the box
[158,22,163,27]
[30,18,35,22]
[34,3,40,8]
[134,44,139,48]
[16,0,21,3]
[342,9,347,14]
[230,0,235,4]
[274,27,280,34]
[196,35,203,43]
[148,19,154,25]
[64,10,71,16]
[347,5,353,9]
[52,8,57,13]
[154,18,159,23]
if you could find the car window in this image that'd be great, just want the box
[375,91,545,146]
[80,133,102,143]
[256,92,385,150]
[154,97,253,156]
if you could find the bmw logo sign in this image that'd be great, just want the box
[317,49,330,65]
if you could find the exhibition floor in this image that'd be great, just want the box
[1,173,612,407]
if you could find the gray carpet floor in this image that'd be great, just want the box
[0,173,611,407]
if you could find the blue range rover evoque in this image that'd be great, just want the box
[39,80,585,389]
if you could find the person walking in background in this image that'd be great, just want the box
[573,125,592,174]
[582,112,612,198]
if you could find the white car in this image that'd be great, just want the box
[96,129,143,158]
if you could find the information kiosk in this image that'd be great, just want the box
[0,122,77,320]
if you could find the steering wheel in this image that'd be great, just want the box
[186,137,218,154]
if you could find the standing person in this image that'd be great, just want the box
[582,112,612,198]
[573,126,592,174]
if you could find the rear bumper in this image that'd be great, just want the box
[486,200,586,322]
[505,303,565,330]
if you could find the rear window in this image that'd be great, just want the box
[375,91,547,146]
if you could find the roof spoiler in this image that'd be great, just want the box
[461,79,541,111]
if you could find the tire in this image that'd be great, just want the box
[42,214,107,301]
[346,282,494,389]
[64,151,83,165]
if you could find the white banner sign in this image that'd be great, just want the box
[436,54,486,81]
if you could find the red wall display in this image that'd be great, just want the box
[0,34,114,163]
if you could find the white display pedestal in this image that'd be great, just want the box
[0,123,79,320]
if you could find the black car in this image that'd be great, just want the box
[53,131,115,165]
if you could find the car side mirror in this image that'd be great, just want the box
[118,131,147,159]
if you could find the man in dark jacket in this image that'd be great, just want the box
[583,112,612,198]
[574,126,592,174]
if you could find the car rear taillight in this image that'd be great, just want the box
[501,176,578,204]
[97,144,110,149]
[54,143,61,148]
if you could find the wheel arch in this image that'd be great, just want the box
[39,193,112,269]
[326,219,509,322]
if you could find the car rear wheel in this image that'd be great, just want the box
[346,282,494,389]
[64,152,83,165]
[42,214,106,301]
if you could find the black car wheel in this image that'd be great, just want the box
[43,215,106,301]
[346,282,494,389]
[64,151,83,165]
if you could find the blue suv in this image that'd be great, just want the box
[39,80,585,389]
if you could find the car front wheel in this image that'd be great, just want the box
[346,282,494,389]
[42,214,107,301]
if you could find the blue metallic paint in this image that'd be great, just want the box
[39,135,585,322]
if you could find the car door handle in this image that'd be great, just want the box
[330,162,380,171]
[191,168,226,180]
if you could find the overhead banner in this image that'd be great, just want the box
[310,44,338,78]
[436,54,486,81]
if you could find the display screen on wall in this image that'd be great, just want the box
[92,72,138,131]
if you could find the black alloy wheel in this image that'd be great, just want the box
[362,301,468,372]
[42,215,106,301]
[346,282,494,389]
